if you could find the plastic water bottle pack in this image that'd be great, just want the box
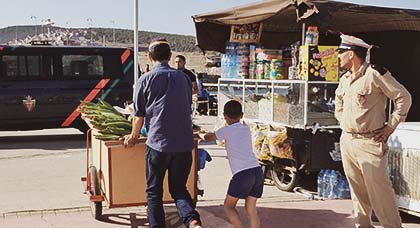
[317,169,351,199]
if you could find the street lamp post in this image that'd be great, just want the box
[87,18,93,46]
[30,15,37,36]
[110,20,116,43]
[44,19,54,39]
[40,19,45,34]
[133,0,139,99]
[66,21,70,45]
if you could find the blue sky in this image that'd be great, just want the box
[2,0,420,36]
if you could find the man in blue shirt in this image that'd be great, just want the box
[124,38,201,228]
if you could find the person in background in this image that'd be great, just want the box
[175,55,198,95]
[144,63,150,73]
[195,73,211,115]
[124,38,202,228]
[335,34,412,228]
[199,100,263,228]
[196,73,205,97]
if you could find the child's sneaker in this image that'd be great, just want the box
[189,220,202,228]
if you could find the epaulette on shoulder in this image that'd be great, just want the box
[371,64,388,75]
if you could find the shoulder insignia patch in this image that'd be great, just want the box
[371,64,388,75]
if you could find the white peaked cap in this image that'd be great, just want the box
[337,34,371,51]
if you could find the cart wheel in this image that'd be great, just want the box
[270,166,299,192]
[88,166,102,220]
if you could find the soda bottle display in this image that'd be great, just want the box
[337,176,347,199]
[317,169,325,196]
[322,169,330,198]
[229,53,237,78]
[343,178,351,199]
[305,26,319,46]
[328,170,338,198]
[221,54,228,78]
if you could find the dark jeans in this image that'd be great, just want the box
[145,146,201,228]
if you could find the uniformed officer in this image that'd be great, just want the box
[335,34,412,228]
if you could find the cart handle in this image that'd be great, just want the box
[85,128,92,192]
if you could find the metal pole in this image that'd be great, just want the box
[302,23,306,45]
[111,20,116,43]
[113,28,115,43]
[303,82,308,127]
[66,21,70,45]
[133,0,139,99]
[30,16,37,36]
[87,18,93,46]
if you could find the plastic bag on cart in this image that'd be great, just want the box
[250,124,271,160]
[267,130,294,160]
[271,141,293,160]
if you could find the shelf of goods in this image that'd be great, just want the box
[217,78,339,129]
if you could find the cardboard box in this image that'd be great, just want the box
[299,45,339,81]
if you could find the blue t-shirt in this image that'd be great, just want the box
[133,62,194,152]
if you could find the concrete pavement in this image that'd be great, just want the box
[1,115,420,227]
[2,198,420,228]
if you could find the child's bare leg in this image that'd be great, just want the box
[245,196,260,228]
[224,194,243,228]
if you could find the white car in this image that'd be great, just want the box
[205,56,221,67]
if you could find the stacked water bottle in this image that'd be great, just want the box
[317,169,351,199]
[221,42,238,79]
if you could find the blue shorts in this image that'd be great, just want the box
[227,166,264,199]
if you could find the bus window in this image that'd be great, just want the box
[18,56,27,76]
[103,54,123,78]
[1,55,41,78]
[0,59,6,78]
[40,55,53,78]
[62,55,104,78]
[27,55,41,77]
[3,55,18,77]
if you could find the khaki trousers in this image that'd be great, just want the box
[340,132,401,228]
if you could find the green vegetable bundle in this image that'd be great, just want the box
[79,98,131,141]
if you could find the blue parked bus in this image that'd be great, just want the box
[0,44,134,132]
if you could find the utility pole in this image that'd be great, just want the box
[44,19,54,39]
[110,20,116,44]
[65,21,70,45]
[87,18,93,46]
[133,0,139,99]
[30,15,37,36]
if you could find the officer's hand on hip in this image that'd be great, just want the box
[373,125,394,143]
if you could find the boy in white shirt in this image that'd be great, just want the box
[199,100,264,228]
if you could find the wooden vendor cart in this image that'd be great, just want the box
[81,128,199,220]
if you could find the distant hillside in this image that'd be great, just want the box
[0,25,200,52]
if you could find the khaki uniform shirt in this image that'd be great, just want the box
[335,62,412,133]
